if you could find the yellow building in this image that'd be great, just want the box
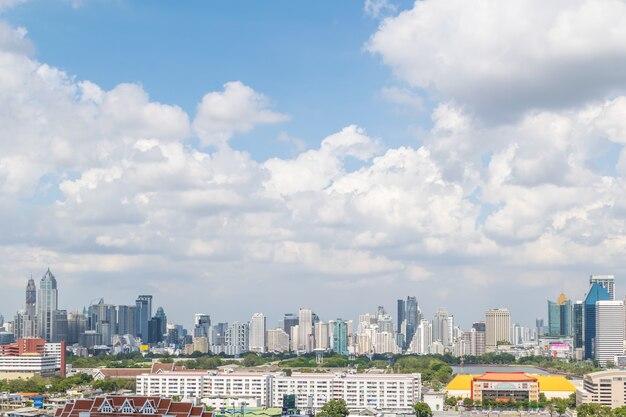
[446,372,576,400]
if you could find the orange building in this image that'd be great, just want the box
[471,372,540,403]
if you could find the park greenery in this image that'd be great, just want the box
[317,399,350,417]
[0,373,134,394]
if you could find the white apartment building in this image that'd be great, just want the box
[485,308,511,352]
[137,371,421,412]
[267,328,290,353]
[272,372,422,412]
[136,371,273,405]
[0,354,58,378]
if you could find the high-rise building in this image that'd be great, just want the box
[117,305,136,336]
[155,307,167,337]
[314,321,329,350]
[408,319,431,354]
[249,313,267,353]
[135,295,152,340]
[147,317,162,344]
[572,301,584,349]
[67,311,87,344]
[595,301,625,366]
[332,319,349,355]
[24,278,37,337]
[590,275,615,301]
[405,297,419,350]
[298,308,313,352]
[535,317,545,337]
[283,313,298,337]
[267,328,289,352]
[226,321,249,354]
[194,314,211,338]
[485,308,510,352]
[433,308,450,346]
[472,321,486,356]
[397,299,405,335]
[584,283,611,360]
[52,310,68,343]
[38,269,58,342]
[548,293,572,336]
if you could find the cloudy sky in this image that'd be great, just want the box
[2,0,626,330]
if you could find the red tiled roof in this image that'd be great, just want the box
[56,396,202,417]
[473,372,537,382]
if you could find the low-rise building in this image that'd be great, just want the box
[0,338,65,379]
[576,369,626,409]
[54,396,212,417]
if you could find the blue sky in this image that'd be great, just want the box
[2,0,626,331]
[4,0,424,161]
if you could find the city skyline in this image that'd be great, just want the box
[2,1,626,331]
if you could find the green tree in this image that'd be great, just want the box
[317,399,349,417]
[552,398,568,416]
[462,398,474,408]
[412,402,432,417]
[577,403,615,417]
[615,406,626,417]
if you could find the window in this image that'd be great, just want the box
[98,400,114,413]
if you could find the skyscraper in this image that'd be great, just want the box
[535,317,545,337]
[249,313,267,353]
[405,296,419,349]
[472,321,486,356]
[117,305,137,336]
[433,308,450,346]
[572,301,583,349]
[24,278,37,338]
[38,268,58,341]
[298,308,313,352]
[135,295,152,340]
[595,301,625,366]
[547,293,572,336]
[332,319,349,355]
[590,275,615,301]
[584,283,611,360]
[397,299,405,334]
[155,307,167,336]
[194,314,211,338]
[485,308,510,352]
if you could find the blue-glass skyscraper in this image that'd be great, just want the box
[584,283,610,360]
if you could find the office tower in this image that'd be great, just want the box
[117,305,136,336]
[573,301,583,349]
[155,307,167,336]
[283,313,298,337]
[548,293,572,336]
[52,310,68,343]
[595,301,625,366]
[535,317,545,337]
[298,308,313,352]
[23,278,37,337]
[433,308,450,346]
[333,319,349,355]
[408,319,431,354]
[147,317,162,344]
[210,322,228,346]
[249,313,267,353]
[135,295,153,340]
[315,321,329,350]
[584,283,611,360]
[194,314,211,338]
[290,325,299,352]
[88,299,117,335]
[397,299,405,334]
[405,296,418,350]
[12,311,25,340]
[38,268,58,341]
[100,321,112,345]
[471,321,486,355]
[590,275,615,301]
[67,311,87,344]
[226,321,249,354]
[267,328,290,352]
[485,308,510,352]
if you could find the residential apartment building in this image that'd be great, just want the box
[136,371,421,412]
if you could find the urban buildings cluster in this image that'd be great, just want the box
[0,271,624,370]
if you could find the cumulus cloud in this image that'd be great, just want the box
[367,0,626,120]
[193,81,289,147]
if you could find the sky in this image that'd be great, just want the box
[1,0,626,330]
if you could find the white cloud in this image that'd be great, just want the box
[364,0,396,18]
[367,0,626,120]
[193,81,289,147]
[380,86,422,110]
